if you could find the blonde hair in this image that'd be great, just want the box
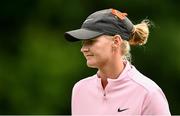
[121,19,151,61]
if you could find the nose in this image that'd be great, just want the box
[81,44,89,53]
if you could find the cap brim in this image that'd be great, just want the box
[64,28,103,42]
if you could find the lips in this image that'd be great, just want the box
[86,55,93,57]
[86,54,93,56]
[85,54,94,58]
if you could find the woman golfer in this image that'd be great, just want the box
[64,8,171,115]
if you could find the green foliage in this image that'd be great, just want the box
[0,0,180,114]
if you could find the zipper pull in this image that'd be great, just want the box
[103,91,107,101]
[104,92,106,96]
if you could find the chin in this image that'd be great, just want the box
[86,62,97,68]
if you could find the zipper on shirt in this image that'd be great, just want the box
[103,92,106,97]
[102,89,107,101]
[103,93,106,101]
[96,75,108,101]
[100,78,108,99]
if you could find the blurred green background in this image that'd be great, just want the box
[0,0,180,114]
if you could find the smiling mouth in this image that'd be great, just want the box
[86,55,93,56]
[85,55,94,58]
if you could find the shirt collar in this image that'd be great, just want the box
[96,60,132,83]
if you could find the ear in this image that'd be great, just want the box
[112,35,123,47]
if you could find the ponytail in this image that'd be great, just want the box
[121,19,151,62]
[128,19,151,46]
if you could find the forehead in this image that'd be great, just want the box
[83,35,113,42]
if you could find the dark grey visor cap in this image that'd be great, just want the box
[64,9,134,42]
[64,28,103,42]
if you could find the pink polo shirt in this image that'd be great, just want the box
[71,61,171,115]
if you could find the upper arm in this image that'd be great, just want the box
[141,89,171,115]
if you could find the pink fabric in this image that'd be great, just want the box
[71,61,171,115]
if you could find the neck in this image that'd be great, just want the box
[97,59,125,80]
[97,58,125,89]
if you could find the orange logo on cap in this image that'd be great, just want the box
[111,9,127,20]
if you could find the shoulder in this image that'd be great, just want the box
[127,65,170,114]
[72,74,96,93]
[128,65,163,93]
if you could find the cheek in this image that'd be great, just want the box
[96,47,112,61]
[102,46,113,56]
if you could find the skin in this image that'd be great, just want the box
[80,35,125,89]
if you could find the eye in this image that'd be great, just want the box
[82,39,97,45]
